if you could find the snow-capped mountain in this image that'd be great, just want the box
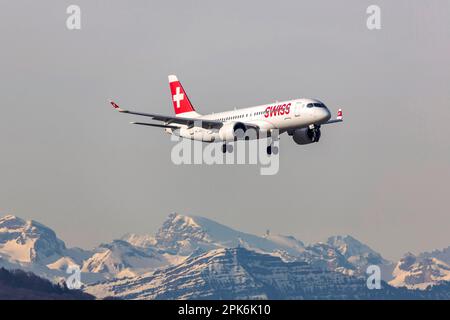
[299,242,357,276]
[152,213,393,278]
[327,235,389,267]
[81,240,172,278]
[325,235,394,279]
[1,212,449,296]
[419,246,450,265]
[0,215,184,283]
[0,215,67,264]
[154,213,305,257]
[85,247,399,300]
[389,253,450,289]
[121,233,156,248]
[0,215,103,283]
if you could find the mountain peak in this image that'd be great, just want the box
[327,235,379,256]
[0,214,21,221]
[121,233,156,248]
[168,212,202,228]
[0,214,66,263]
[419,246,450,265]
[155,213,218,255]
[390,254,450,289]
[0,215,26,228]
[155,213,307,258]
[81,239,168,276]
[328,234,358,243]
[325,234,390,271]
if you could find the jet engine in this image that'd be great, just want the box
[218,122,247,141]
[291,127,321,145]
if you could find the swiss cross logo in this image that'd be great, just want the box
[173,87,184,109]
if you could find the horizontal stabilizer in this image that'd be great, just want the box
[324,108,343,125]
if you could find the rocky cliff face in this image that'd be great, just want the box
[86,247,393,300]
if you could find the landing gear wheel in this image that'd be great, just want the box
[267,145,279,155]
[222,144,234,153]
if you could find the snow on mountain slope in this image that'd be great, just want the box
[419,246,450,265]
[0,214,181,284]
[121,233,156,248]
[327,235,388,265]
[154,214,385,276]
[0,213,380,283]
[0,215,66,264]
[326,235,394,279]
[389,253,450,289]
[155,213,305,257]
[263,233,305,251]
[81,240,170,277]
[0,215,102,283]
[2,213,449,293]
[86,247,387,300]
[300,242,357,276]
[46,256,78,271]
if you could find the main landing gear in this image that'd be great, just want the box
[266,144,279,155]
[222,144,233,153]
[222,142,278,155]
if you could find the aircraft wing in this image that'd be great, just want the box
[110,101,223,129]
[129,122,180,129]
[110,101,260,131]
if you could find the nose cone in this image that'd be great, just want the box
[315,108,331,124]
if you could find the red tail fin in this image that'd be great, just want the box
[168,75,196,115]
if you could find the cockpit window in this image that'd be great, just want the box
[307,103,314,108]
[313,103,326,108]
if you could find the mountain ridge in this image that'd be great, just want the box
[1,212,449,295]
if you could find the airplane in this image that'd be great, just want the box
[110,75,343,154]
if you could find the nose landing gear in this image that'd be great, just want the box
[308,124,321,143]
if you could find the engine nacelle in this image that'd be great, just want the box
[218,122,247,141]
[179,127,215,142]
[292,127,321,145]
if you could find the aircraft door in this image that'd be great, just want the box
[294,102,302,117]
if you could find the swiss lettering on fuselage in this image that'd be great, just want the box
[264,103,291,118]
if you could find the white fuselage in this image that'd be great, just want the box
[167,98,331,142]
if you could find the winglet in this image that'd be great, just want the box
[336,108,343,121]
[110,100,125,112]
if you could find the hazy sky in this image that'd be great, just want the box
[1,1,449,260]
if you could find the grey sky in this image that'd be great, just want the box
[0,1,449,260]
